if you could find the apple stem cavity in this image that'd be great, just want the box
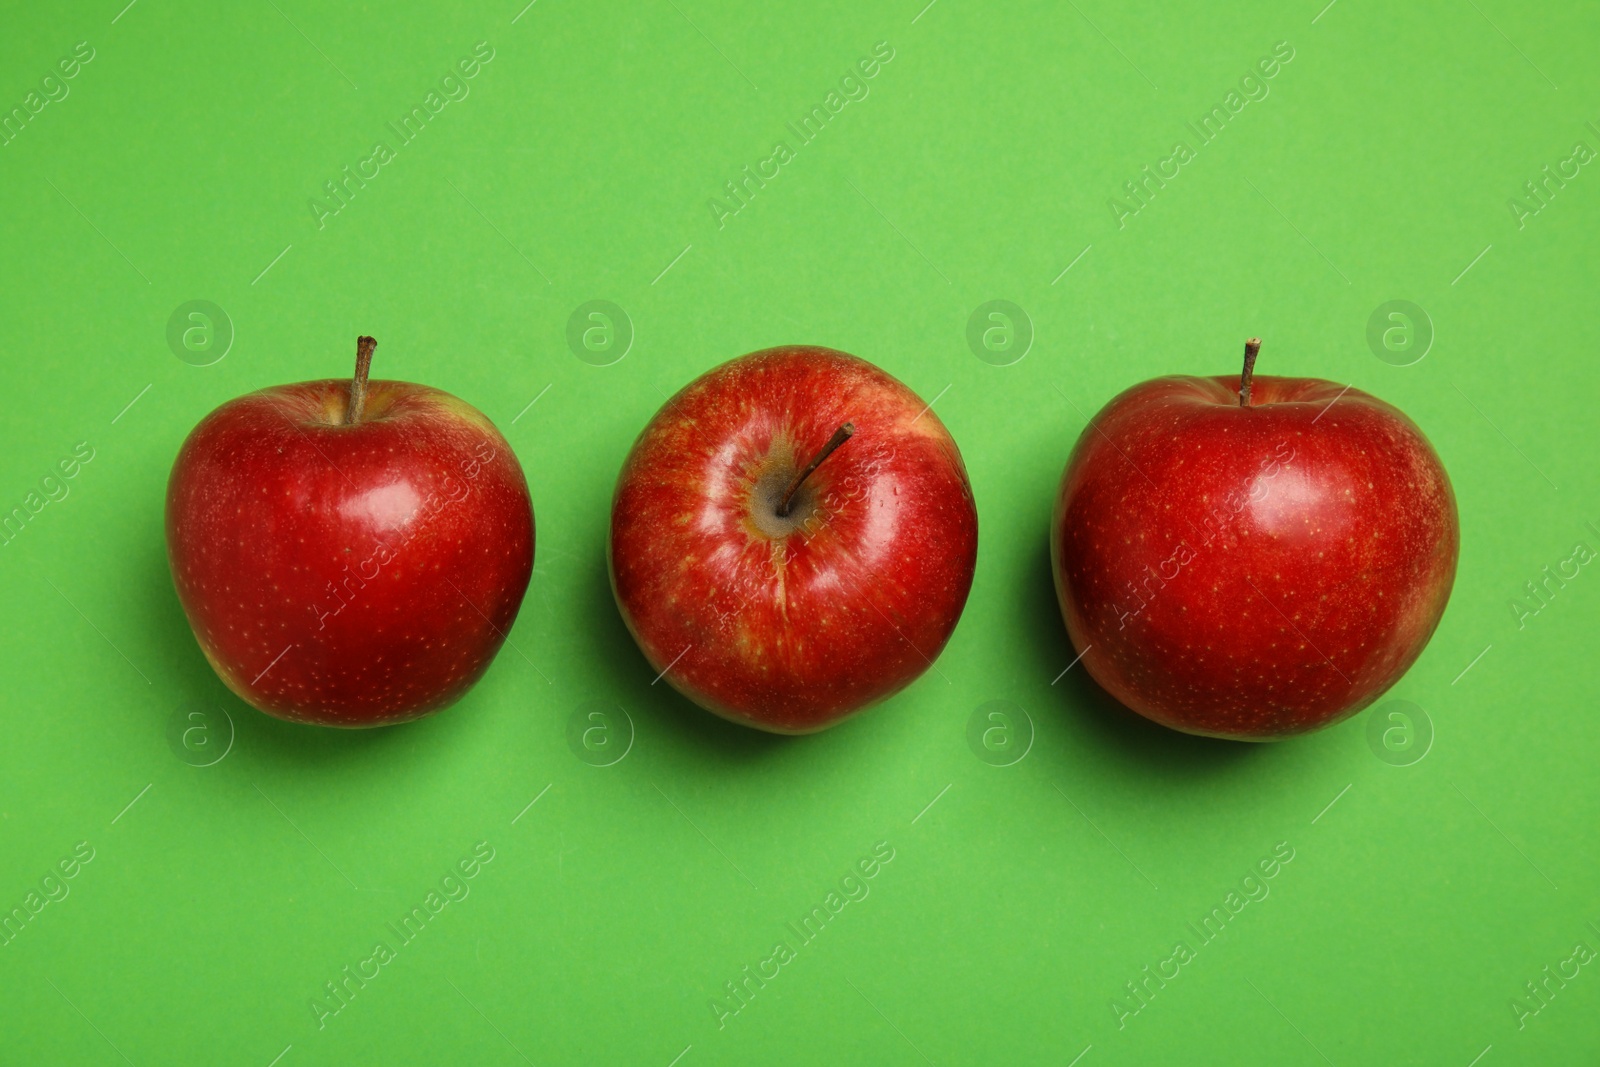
[346,335,377,425]
[1239,337,1262,408]
[778,422,855,518]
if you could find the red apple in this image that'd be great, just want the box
[166,337,535,727]
[609,345,978,734]
[1052,339,1458,740]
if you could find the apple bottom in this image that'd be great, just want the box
[618,593,958,735]
[196,636,503,729]
[1058,542,1456,740]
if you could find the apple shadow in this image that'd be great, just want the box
[141,541,437,768]
[1023,536,1261,777]
[579,548,795,764]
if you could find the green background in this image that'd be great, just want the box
[1,0,1596,1063]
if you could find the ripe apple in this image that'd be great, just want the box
[609,345,978,734]
[166,337,535,727]
[1051,339,1458,740]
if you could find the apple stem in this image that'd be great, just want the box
[346,336,376,425]
[778,422,855,517]
[1239,337,1262,408]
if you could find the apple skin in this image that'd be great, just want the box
[166,378,534,727]
[1052,373,1458,740]
[608,346,978,734]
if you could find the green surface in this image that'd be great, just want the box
[2,0,1597,1063]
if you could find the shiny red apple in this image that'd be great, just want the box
[1052,339,1458,740]
[166,337,535,727]
[609,345,978,734]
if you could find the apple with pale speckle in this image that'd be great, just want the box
[166,337,535,727]
[1052,338,1458,740]
[609,345,978,733]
